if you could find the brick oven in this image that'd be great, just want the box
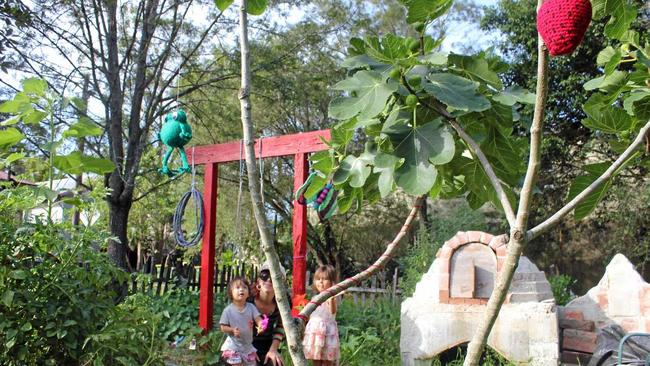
[401,231,559,366]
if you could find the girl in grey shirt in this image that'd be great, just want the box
[220,277,267,366]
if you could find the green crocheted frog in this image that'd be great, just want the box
[158,108,192,177]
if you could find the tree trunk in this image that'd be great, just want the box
[107,198,134,271]
[463,0,549,363]
[237,2,308,365]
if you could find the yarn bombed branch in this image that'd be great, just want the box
[159,108,193,177]
[297,195,425,322]
[295,171,339,221]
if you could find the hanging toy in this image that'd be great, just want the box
[159,108,192,177]
[295,171,338,221]
[536,0,591,56]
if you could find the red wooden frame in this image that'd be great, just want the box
[187,129,331,331]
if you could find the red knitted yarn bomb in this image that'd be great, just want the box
[536,0,592,56]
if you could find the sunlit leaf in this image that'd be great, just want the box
[246,0,267,15]
[215,0,233,11]
[0,128,24,147]
[423,73,491,112]
[22,78,48,96]
[448,54,503,90]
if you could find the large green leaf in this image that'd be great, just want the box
[332,155,371,188]
[364,35,411,64]
[384,120,454,195]
[423,73,491,112]
[493,86,535,106]
[624,90,650,120]
[403,0,454,24]
[22,78,48,96]
[395,159,437,195]
[53,152,115,175]
[21,109,48,124]
[246,0,267,15]
[0,128,25,147]
[63,117,103,138]
[419,51,448,65]
[215,0,233,11]
[0,93,32,114]
[604,3,636,40]
[448,54,503,90]
[341,55,387,70]
[373,152,400,198]
[567,164,612,220]
[582,94,633,133]
[481,126,524,176]
[330,70,399,121]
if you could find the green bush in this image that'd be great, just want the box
[337,299,401,365]
[548,274,576,306]
[0,202,126,364]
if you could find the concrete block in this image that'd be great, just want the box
[562,329,597,353]
[479,232,494,245]
[509,292,547,303]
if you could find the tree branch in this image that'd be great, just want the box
[527,120,650,241]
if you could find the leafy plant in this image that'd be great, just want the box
[337,299,401,365]
[0,77,113,221]
[0,200,126,365]
[548,274,576,306]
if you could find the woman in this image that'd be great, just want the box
[249,262,286,366]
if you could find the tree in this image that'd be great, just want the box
[481,0,649,287]
[3,0,231,270]
[276,0,648,364]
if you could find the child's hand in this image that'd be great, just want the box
[232,327,241,337]
[256,314,269,333]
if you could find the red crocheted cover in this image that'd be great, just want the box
[536,0,592,56]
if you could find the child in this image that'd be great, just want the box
[220,277,268,366]
[303,265,340,366]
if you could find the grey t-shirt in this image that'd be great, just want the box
[219,302,261,354]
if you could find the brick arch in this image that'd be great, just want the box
[436,231,508,304]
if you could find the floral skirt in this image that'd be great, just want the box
[302,318,340,362]
[222,349,257,366]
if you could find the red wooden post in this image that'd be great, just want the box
[292,153,309,299]
[199,163,218,332]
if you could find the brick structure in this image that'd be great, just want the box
[558,254,650,365]
[401,231,558,366]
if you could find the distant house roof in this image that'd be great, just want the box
[0,171,35,186]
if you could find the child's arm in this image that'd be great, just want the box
[220,324,240,337]
[329,298,337,315]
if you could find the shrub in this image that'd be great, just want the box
[548,274,576,306]
[337,299,401,365]
[0,202,126,364]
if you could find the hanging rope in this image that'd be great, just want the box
[173,147,204,247]
[235,139,244,245]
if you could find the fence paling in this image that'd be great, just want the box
[129,260,260,296]
[129,261,399,303]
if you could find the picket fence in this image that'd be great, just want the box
[130,258,402,304]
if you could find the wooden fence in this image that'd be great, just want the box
[130,257,257,296]
[130,257,402,305]
[302,268,402,305]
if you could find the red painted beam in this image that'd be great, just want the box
[292,153,309,300]
[188,129,331,165]
[199,163,218,332]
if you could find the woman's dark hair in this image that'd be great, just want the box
[312,265,337,293]
[226,276,250,301]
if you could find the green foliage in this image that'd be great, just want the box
[81,294,167,366]
[0,201,126,365]
[337,299,401,365]
[214,0,268,15]
[0,78,114,218]
[322,2,533,213]
[548,274,576,306]
[400,201,490,297]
